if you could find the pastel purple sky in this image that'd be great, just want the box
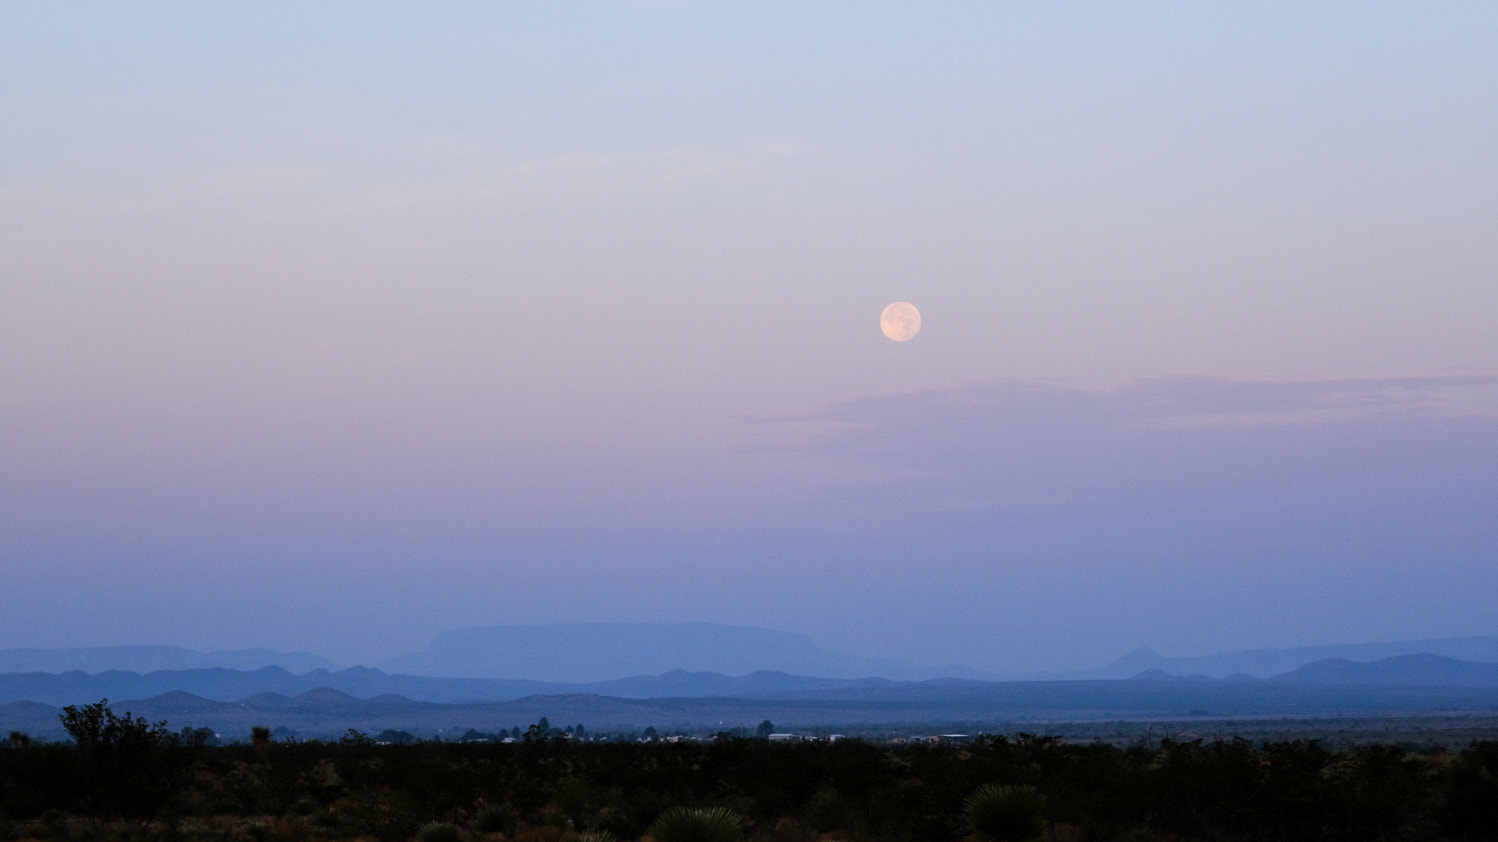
[2,3,1496,673]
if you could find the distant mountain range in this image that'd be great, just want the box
[1270,654,1498,685]
[1123,654,1498,686]
[0,625,983,683]
[378,623,988,682]
[7,630,1497,688]
[6,631,1498,741]
[0,666,896,707]
[4,652,1496,716]
[1063,636,1498,680]
[6,674,1498,743]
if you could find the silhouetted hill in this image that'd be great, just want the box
[0,667,330,705]
[1271,654,1498,685]
[0,700,62,721]
[380,623,985,682]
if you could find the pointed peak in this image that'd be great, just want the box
[1107,647,1165,668]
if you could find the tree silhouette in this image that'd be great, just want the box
[57,699,179,817]
[59,699,170,754]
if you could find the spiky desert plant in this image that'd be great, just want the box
[235,820,274,842]
[647,807,744,842]
[416,821,466,842]
[963,784,1048,842]
[473,803,518,835]
[561,831,618,842]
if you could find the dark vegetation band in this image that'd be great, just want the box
[2,702,1497,841]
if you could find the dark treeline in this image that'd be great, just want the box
[2,709,1497,841]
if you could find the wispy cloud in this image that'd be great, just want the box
[742,373,1498,518]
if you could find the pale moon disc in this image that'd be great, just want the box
[880,301,921,342]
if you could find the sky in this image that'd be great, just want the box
[2,2,1496,674]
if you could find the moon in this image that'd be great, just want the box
[880,301,921,342]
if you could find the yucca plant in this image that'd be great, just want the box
[963,784,1048,842]
[647,807,743,842]
[561,831,618,842]
[416,821,465,842]
[473,803,518,835]
[235,820,274,842]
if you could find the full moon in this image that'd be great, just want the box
[880,301,921,342]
